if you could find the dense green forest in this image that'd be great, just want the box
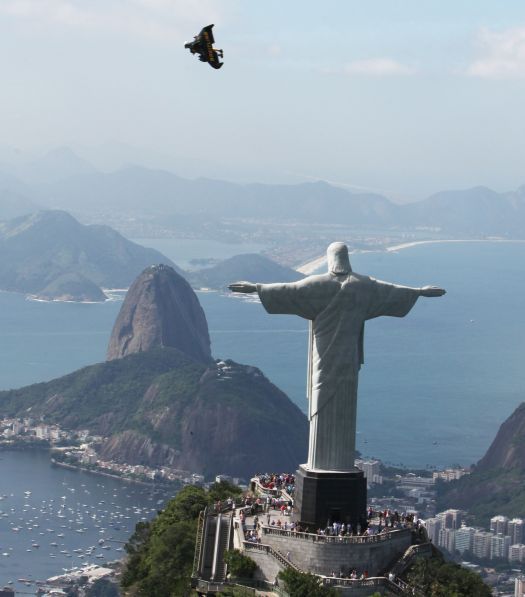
[121,481,242,596]
[404,551,492,596]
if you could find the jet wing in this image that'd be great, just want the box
[208,50,223,69]
[200,24,216,45]
[184,24,223,69]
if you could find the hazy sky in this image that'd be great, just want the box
[1,1,525,198]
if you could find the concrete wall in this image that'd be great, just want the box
[261,528,412,576]
[241,541,400,596]
[243,546,285,583]
[326,580,391,596]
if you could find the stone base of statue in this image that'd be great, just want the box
[294,465,367,530]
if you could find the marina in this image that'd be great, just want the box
[0,450,174,592]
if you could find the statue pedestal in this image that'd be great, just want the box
[294,465,367,530]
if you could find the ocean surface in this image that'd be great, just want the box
[137,237,267,270]
[1,238,525,582]
[0,449,172,590]
[1,239,525,469]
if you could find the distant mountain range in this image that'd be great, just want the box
[0,210,179,301]
[0,210,309,300]
[2,148,525,237]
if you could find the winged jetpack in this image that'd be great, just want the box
[184,24,223,70]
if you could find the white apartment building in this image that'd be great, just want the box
[355,459,382,485]
[490,533,511,560]
[215,474,233,484]
[397,474,435,490]
[490,515,509,535]
[438,527,456,553]
[473,531,492,559]
[80,451,98,465]
[455,525,476,554]
[515,576,525,597]
[423,517,442,544]
[35,425,49,440]
[437,509,463,530]
[508,544,525,563]
[509,519,525,545]
[432,468,468,482]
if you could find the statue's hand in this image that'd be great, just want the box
[228,281,257,294]
[420,286,446,297]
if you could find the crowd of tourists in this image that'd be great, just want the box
[255,472,295,496]
[230,474,423,554]
[368,507,420,530]
[329,568,369,580]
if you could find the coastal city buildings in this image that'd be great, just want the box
[437,508,463,530]
[455,525,476,554]
[4,415,523,575]
[432,468,469,482]
[509,519,525,544]
[423,510,525,565]
[491,533,512,560]
[491,515,510,535]
[473,531,493,559]
[355,458,382,486]
[425,517,442,544]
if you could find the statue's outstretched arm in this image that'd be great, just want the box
[228,281,257,294]
[419,285,446,297]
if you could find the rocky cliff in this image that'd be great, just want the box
[106,264,212,363]
[476,403,525,471]
[0,259,309,478]
[437,402,525,523]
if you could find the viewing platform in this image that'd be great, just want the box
[192,474,432,595]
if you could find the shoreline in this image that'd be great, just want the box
[28,287,128,304]
[297,238,525,274]
[50,458,173,487]
[386,238,525,252]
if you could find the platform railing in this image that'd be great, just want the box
[242,540,304,573]
[320,575,390,589]
[260,524,411,545]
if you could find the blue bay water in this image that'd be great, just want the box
[135,238,267,270]
[0,450,172,589]
[0,241,524,470]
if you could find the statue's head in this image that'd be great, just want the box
[327,242,352,275]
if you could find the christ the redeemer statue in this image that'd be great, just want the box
[229,242,445,473]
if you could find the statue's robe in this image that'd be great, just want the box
[257,272,420,471]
